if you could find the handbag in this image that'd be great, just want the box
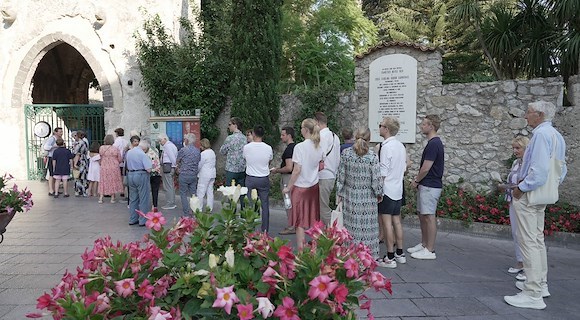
[72,168,81,179]
[527,135,562,206]
[330,201,343,228]
[162,163,172,174]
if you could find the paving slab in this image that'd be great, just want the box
[1,180,580,320]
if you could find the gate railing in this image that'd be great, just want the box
[24,104,105,180]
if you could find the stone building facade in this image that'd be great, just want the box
[0,0,199,178]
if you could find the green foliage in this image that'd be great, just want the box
[135,5,231,142]
[292,85,340,143]
[281,0,377,92]
[230,0,283,146]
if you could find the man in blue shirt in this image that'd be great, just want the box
[408,115,444,260]
[504,101,567,310]
[126,140,153,226]
[176,133,201,216]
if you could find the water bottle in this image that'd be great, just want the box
[283,184,292,209]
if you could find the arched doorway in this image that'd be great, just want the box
[25,43,105,180]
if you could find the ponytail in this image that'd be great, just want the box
[353,127,371,156]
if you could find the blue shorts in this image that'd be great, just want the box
[378,194,402,215]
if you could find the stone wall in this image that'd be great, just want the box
[270,44,579,205]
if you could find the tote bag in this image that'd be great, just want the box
[527,136,562,206]
[330,201,343,228]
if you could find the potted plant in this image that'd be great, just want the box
[29,190,391,319]
[0,173,33,243]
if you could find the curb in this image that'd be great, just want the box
[402,215,580,250]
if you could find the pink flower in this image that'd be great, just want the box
[343,258,359,278]
[273,297,299,320]
[149,306,172,320]
[139,211,167,231]
[93,293,110,313]
[138,279,155,300]
[212,285,239,315]
[236,303,254,320]
[262,266,280,286]
[308,275,338,302]
[305,221,325,239]
[333,284,348,304]
[256,297,274,318]
[114,278,135,297]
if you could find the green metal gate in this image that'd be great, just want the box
[24,104,105,180]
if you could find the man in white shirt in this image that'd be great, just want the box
[158,133,178,210]
[315,112,340,225]
[243,125,273,232]
[113,128,129,197]
[43,127,63,196]
[377,117,407,269]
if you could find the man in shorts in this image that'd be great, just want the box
[377,117,408,268]
[408,114,444,260]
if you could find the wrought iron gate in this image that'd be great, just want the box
[24,104,105,180]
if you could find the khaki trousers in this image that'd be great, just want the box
[319,178,335,226]
[512,193,548,298]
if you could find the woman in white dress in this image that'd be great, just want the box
[87,142,101,197]
[197,138,217,211]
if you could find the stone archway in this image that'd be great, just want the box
[10,32,119,109]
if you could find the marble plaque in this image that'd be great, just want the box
[369,54,417,143]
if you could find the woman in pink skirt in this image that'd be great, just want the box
[98,134,124,203]
[283,118,324,249]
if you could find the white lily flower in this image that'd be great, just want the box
[208,254,218,269]
[232,186,241,203]
[193,269,209,276]
[251,189,258,201]
[225,245,235,269]
[189,195,201,212]
[256,297,275,318]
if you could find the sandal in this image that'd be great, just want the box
[110,199,117,204]
[279,227,296,235]
[98,199,103,204]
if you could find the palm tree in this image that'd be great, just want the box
[449,0,505,79]
[546,0,580,80]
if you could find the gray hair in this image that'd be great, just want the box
[184,133,197,145]
[529,100,556,121]
[139,140,150,150]
[157,133,169,142]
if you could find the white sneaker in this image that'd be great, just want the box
[394,253,407,264]
[515,281,550,298]
[411,248,436,260]
[516,273,527,281]
[161,205,177,210]
[508,267,523,274]
[377,256,397,269]
[407,243,424,254]
[504,292,546,310]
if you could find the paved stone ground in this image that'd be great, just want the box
[1,181,579,319]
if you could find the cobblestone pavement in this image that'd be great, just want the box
[1,181,579,319]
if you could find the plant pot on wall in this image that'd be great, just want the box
[0,210,16,243]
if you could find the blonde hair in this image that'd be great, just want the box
[200,138,211,150]
[301,118,321,148]
[512,135,529,149]
[353,127,371,156]
[382,117,400,136]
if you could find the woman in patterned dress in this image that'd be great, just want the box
[143,137,162,211]
[98,134,124,204]
[336,127,383,258]
[72,131,90,197]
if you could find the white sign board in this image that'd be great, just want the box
[368,54,417,143]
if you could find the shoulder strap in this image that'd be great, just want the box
[326,133,336,157]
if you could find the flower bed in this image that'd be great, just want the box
[29,195,391,319]
[403,181,580,235]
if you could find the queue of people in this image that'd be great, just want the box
[41,101,567,312]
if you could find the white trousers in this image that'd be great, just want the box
[513,193,548,298]
[197,177,215,211]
